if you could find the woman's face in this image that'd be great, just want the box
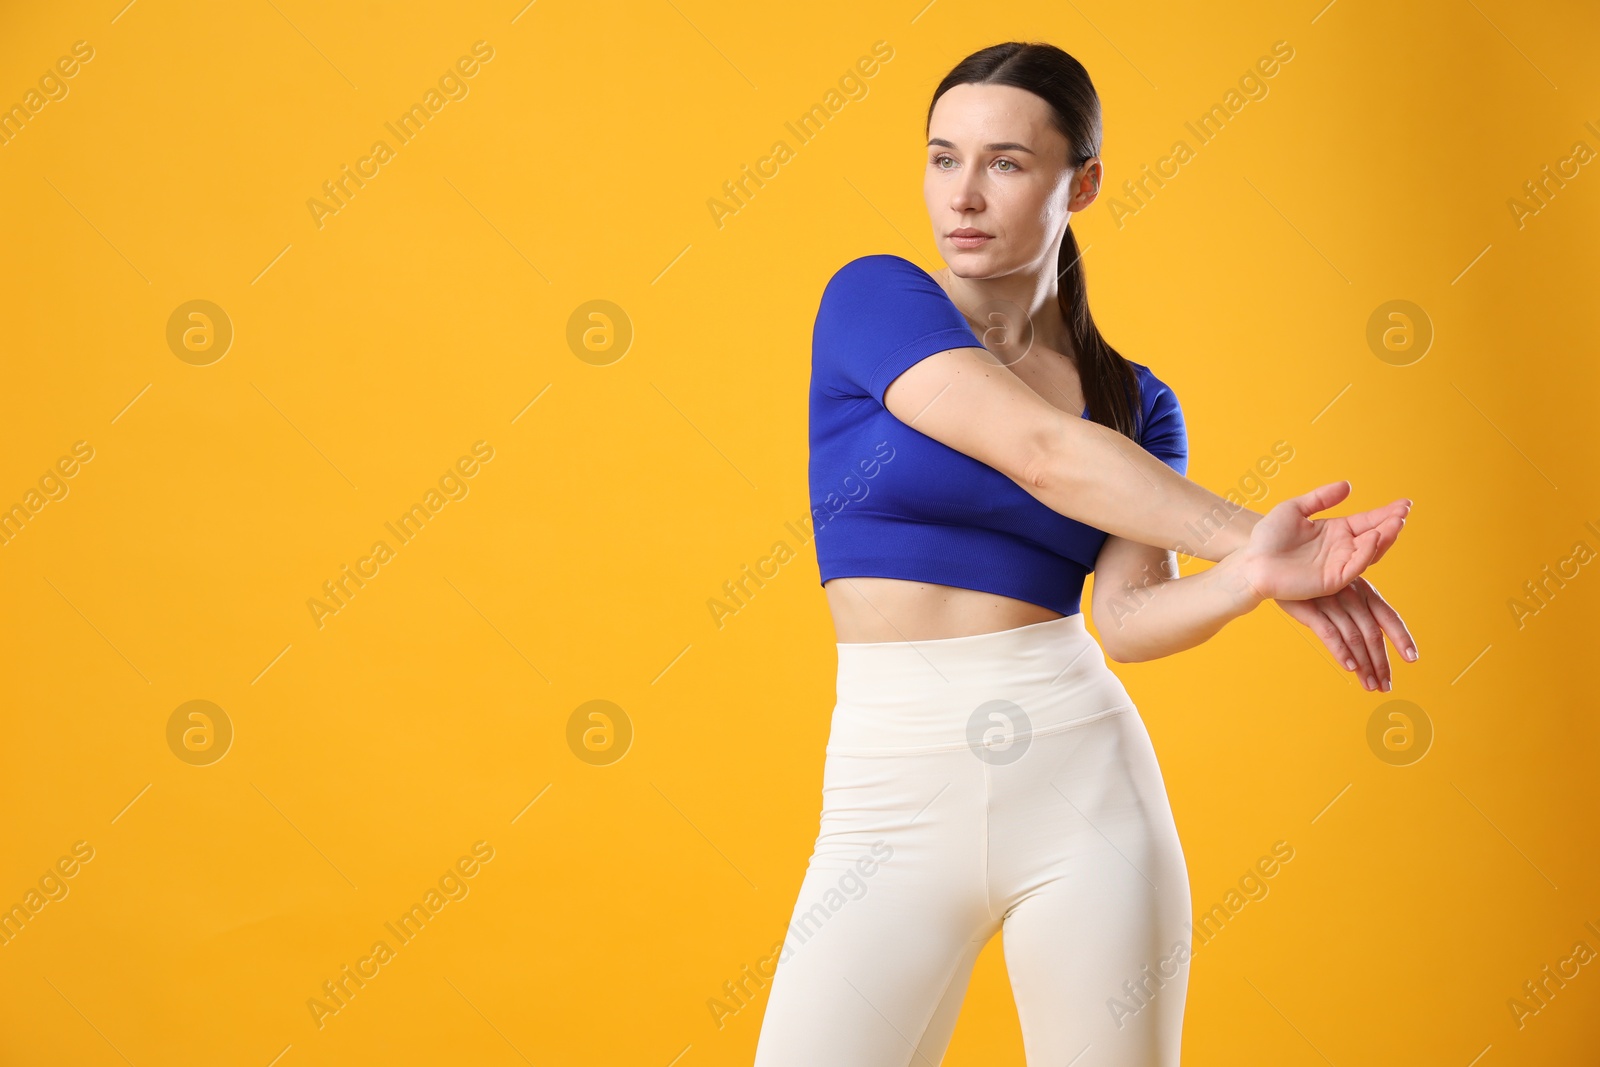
[923,82,1098,274]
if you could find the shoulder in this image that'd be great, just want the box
[819,254,928,301]
[1124,358,1187,470]
[827,253,923,281]
[815,254,950,335]
[1126,358,1181,415]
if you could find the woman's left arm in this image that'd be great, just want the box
[1088,534,1261,663]
[1090,536,1419,690]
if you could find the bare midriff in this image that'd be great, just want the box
[824,577,1066,643]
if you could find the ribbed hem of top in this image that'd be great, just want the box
[818,513,1090,618]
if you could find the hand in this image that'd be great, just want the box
[1234,481,1411,603]
[1276,577,1418,692]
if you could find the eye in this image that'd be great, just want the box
[994,158,1018,172]
[932,154,956,169]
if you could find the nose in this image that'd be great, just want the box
[950,170,984,214]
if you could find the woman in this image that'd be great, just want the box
[751,41,1416,1067]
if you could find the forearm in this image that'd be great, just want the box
[1028,416,1262,563]
[1093,551,1265,662]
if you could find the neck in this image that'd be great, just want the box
[936,259,1076,361]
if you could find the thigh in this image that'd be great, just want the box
[753,749,997,1067]
[993,710,1192,1067]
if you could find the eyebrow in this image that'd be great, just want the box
[927,138,1036,154]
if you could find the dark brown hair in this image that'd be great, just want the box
[927,41,1144,443]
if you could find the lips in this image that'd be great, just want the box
[949,229,992,238]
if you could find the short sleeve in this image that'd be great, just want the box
[812,254,984,404]
[1137,368,1188,476]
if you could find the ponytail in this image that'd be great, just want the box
[930,41,1145,444]
[1057,223,1142,442]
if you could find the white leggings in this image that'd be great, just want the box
[753,613,1192,1067]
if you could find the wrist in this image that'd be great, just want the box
[1210,549,1267,617]
[1178,503,1263,563]
[1218,506,1263,556]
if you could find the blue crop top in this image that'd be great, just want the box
[807,253,1188,617]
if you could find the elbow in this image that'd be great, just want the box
[1093,619,1128,663]
[1017,416,1078,496]
[1093,619,1147,664]
[1101,638,1132,664]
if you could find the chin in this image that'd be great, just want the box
[944,244,995,266]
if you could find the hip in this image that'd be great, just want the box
[827,612,1138,757]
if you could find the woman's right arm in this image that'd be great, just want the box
[880,344,1399,565]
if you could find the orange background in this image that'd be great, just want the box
[2,1,1597,1064]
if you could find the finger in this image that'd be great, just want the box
[1337,526,1383,587]
[1355,578,1419,664]
[1340,515,1406,583]
[1361,514,1408,569]
[1276,598,1357,672]
[1343,500,1412,541]
[1319,596,1377,690]
[1292,480,1353,519]
[1338,583,1391,691]
[1378,513,1408,560]
[1305,603,1358,675]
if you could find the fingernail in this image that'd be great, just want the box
[1383,678,1392,692]
[1345,659,1357,671]
[1366,675,1377,690]
[1405,647,1418,661]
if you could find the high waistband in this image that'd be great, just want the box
[829,612,1137,756]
